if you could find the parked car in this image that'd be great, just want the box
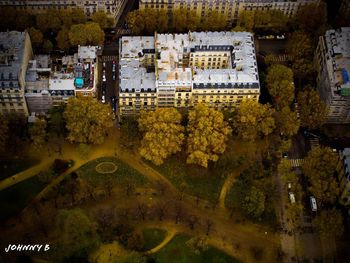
[102,95,106,104]
[111,96,116,112]
[112,72,116,81]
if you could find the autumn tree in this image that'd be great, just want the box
[297,89,328,130]
[118,252,147,263]
[233,99,275,141]
[266,64,295,109]
[186,104,231,168]
[64,97,113,145]
[302,147,340,205]
[201,11,228,31]
[36,9,62,33]
[293,2,327,35]
[56,27,70,51]
[313,208,344,239]
[55,209,100,260]
[69,22,104,46]
[287,31,314,84]
[29,118,47,149]
[242,186,265,220]
[186,236,209,255]
[138,108,184,165]
[92,11,114,29]
[0,114,9,153]
[276,107,300,138]
[27,27,43,48]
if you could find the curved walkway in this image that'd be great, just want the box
[145,230,177,254]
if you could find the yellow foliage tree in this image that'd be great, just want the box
[64,97,114,145]
[186,104,231,168]
[233,99,275,141]
[138,108,184,165]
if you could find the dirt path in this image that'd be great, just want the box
[145,230,177,254]
[218,164,250,209]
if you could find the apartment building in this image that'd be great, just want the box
[119,31,260,115]
[25,55,52,114]
[0,0,127,23]
[139,0,319,23]
[315,27,350,124]
[336,148,350,206]
[0,31,33,116]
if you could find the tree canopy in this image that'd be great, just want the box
[27,27,43,48]
[55,208,100,260]
[297,89,328,130]
[293,2,327,35]
[276,106,300,138]
[313,208,344,239]
[69,22,105,46]
[186,104,231,168]
[242,186,266,220]
[302,147,340,205]
[29,118,47,149]
[233,99,275,141]
[236,10,288,33]
[266,64,295,109]
[92,11,114,29]
[64,97,114,145]
[138,108,185,165]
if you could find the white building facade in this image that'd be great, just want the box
[119,31,260,115]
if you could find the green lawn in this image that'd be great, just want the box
[77,157,148,186]
[0,176,46,220]
[142,228,167,251]
[0,158,39,180]
[148,139,255,203]
[153,234,240,263]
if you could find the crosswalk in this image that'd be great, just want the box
[309,138,320,149]
[267,54,293,63]
[289,158,304,167]
[101,56,118,62]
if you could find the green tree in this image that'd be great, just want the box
[297,89,328,129]
[266,64,295,109]
[276,107,300,138]
[0,114,8,153]
[56,27,71,51]
[172,8,188,32]
[92,11,110,29]
[236,10,255,32]
[55,209,100,260]
[64,97,113,145]
[233,99,275,141]
[29,118,47,149]
[71,9,87,24]
[156,9,169,33]
[313,208,344,239]
[242,186,265,220]
[27,27,43,48]
[187,104,231,168]
[42,39,53,53]
[138,108,184,165]
[302,147,340,205]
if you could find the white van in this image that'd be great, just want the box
[310,196,317,212]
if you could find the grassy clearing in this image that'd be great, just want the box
[0,176,45,220]
[142,228,167,251]
[153,234,240,263]
[149,139,259,203]
[77,157,149,186]
[0,158,39,180]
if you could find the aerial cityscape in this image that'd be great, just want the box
[0,0,350,262]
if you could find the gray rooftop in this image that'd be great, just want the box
[0,31,26,83]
